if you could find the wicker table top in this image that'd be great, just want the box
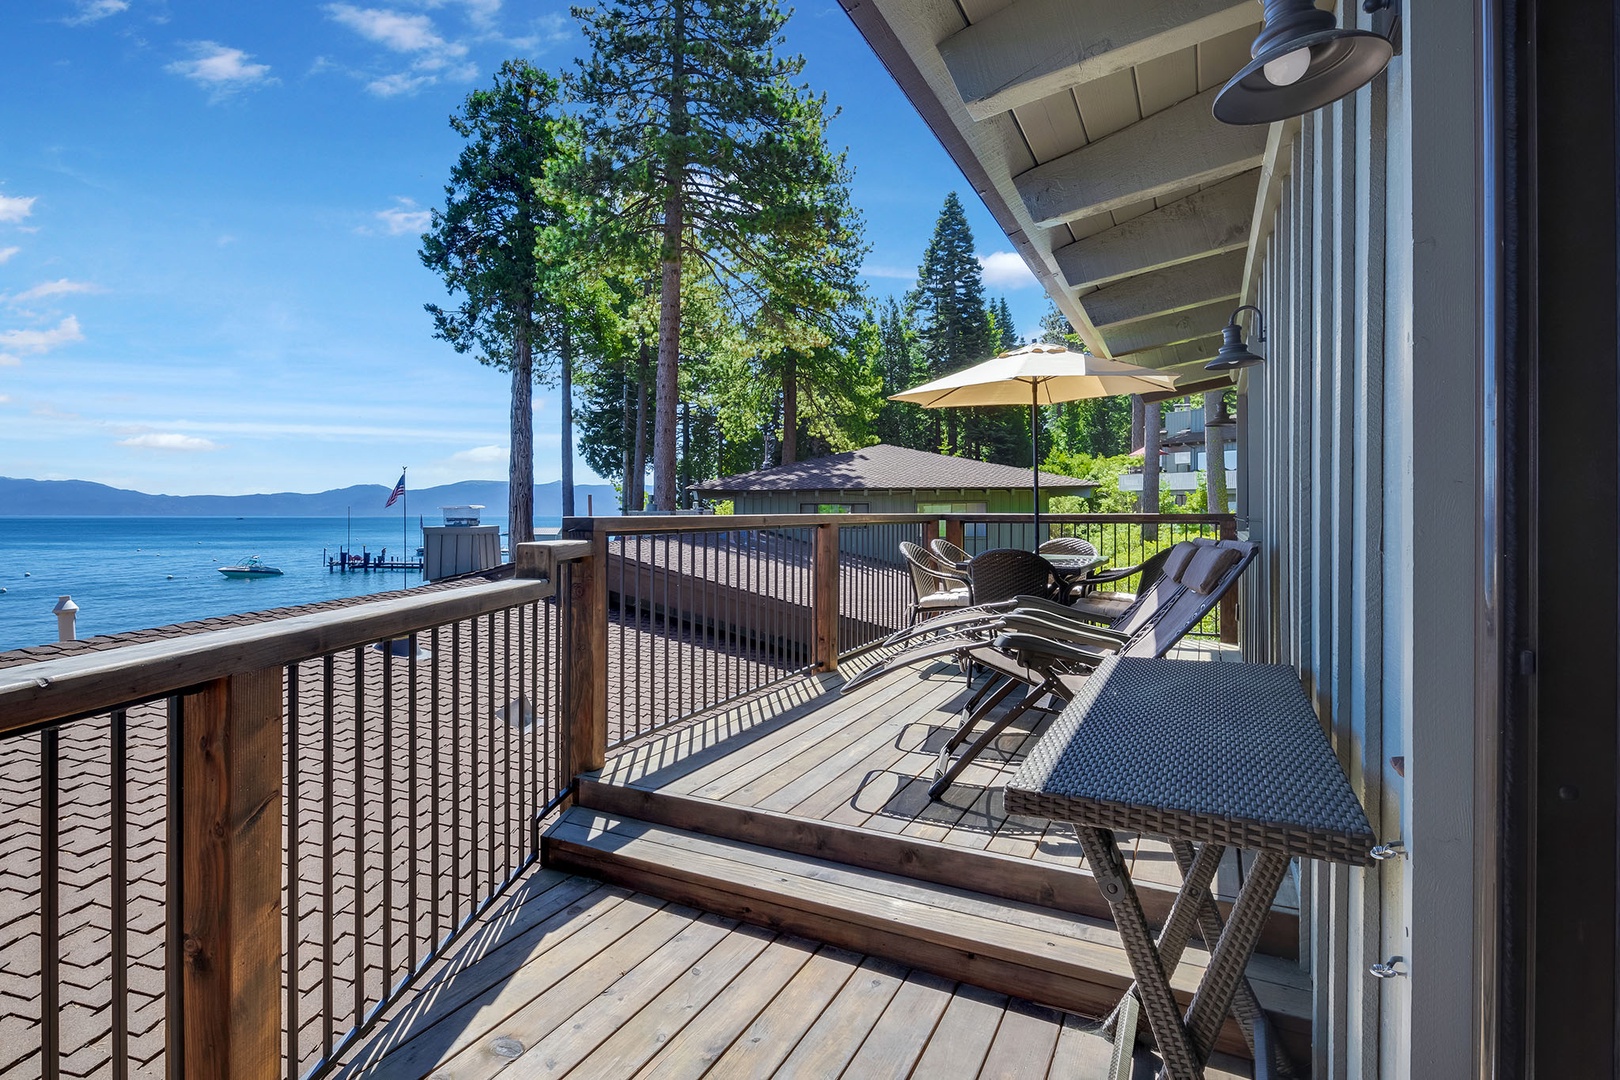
[1005,656,1375,865]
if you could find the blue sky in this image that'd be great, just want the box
[0,0,1050,497]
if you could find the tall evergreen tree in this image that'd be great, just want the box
[421,61,572,545]
[909,192,990,455]
[870,299,927,448]
[570,0,858,509]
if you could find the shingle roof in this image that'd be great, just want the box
[690,444,1092,495]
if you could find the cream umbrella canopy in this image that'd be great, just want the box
[890,342,1179,539]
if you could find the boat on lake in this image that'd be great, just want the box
[218,555,284,578]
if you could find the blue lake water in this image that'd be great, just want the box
[0,516,555,652]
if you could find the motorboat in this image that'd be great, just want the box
[218,555,284,578]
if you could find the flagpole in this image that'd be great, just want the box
[401,466,408,564]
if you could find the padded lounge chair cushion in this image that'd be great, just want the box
[1180,545,1242,594]
[1160,543,1199,583]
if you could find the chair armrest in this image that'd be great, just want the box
[998,612,1130,650]
[992,632,1109,668]
[1080,562,1146,587]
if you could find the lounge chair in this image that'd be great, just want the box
[1064,544,1177,620]
[926,537,1258,798]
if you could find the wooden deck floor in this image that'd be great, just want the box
[349,641,1302,1077]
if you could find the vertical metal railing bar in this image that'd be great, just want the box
[111,706,129,1080]
[165,694,184,1079]
[484,612,495,900]
[320,655,334,1065]
[503,607,513,880]
[406,633,419,980]
[40,724,60,1080]
[665,532,676,728]
[469,616,481,916]
[615,533,626,743]
[351,644,365,1032]
[380,646,394,1002]
[450,621,461,932]
[285,667,301,1080]
[515,607,527,863]
[430,625,442,952]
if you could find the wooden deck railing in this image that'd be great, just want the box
[0,514,1236,1079]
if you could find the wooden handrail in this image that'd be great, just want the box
[0,577,553,736]
[566,511,1237,534]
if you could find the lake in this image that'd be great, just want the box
[0,516,556,653]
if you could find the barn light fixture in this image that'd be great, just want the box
[1205,397,1237,428]
[1204,306,1267,371]
[1212,0,1394,125]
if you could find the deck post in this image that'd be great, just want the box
[179,669,282,1080]
[1219,516,1239,645]
[944,517,965,555]
[559,529,608,789]
[813,522,840,673]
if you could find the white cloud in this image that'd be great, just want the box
[366,71,434,97]
[65,0,129,25]
[977,250,1039,289]
[118,433,221,452]
[373,197,431,235]
[166,42,276,96]
[0,247,18,264]
[8,279,100,304]
[0,194,37,224]
[448,444,508,466]
[0,316,84,360]
[0,394,10,404]
[327,4,477,96]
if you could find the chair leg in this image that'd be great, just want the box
[930,675,1059,800]
[947,675,1019,753]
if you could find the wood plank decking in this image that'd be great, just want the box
[350,641,1308,1077]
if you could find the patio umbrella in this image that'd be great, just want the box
[890,342,1178,539]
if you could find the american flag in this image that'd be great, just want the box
[385,472,406,508]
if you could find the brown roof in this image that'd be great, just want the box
[690,444,1092,495]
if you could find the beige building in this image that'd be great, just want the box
[843,0,1617,1075]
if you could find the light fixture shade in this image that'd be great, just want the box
[1213,0,1394,125]
[1205,399,1237,428]
[1204,315,1266,371]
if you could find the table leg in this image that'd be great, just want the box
[1184,850,1291,1064]
[1104,840,1225,1037]
[1075,826,1203,1079]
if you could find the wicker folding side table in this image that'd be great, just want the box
[1005,656,1376,1080]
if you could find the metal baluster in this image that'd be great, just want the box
[284,671,299,1080]
[321,657,335,1064]
[40,725,59,1080]
[381,645,394,996]
[485,612,496,892]
[430,625,442,949]
[407,633,419,977]
[166,695,185,1078]
[450,622,461,930]
[111,708,129,1080]
[352,645,365,1029]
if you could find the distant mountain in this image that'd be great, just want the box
[0,477,622,518]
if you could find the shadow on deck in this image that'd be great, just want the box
[344,642,1303,1078]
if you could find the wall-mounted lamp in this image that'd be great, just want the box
[1212,0,1394,125]
[1205,397,1237,428]
[1204,306,1267,371]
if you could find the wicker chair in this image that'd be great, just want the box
[1065,545,1176,621]
[965,547,1061,606]
[1036,535,1097,558]
[899,541,970,626]
[928,537,973,568]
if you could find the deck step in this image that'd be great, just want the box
[542,806,1311,1064]
[577,778,1299,962]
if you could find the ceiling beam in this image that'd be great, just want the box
[1085,250,1247,327]
[939,0,1257,122]
[1102,302,1233,355]
[1108,335,1226,370]
[1054,172,1258,289]
[1013,89,1267,227]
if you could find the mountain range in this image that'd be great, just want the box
[0,477,622,518]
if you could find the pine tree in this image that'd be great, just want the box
[909,192,990,455]
[570,0,858,508]
[421,61,573,545]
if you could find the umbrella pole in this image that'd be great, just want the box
[1030,384,1040,547]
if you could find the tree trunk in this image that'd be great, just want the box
[1203,390,1230,514]
[680,400,691,508]
[621,363,632,513]
[633,340,650,511]
[560,320,575,518]
[509,327,534,547]
[781,356,798,464]
[1141,398,1161,540]
[652,0,687,511]
[1131,394,1145,452]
